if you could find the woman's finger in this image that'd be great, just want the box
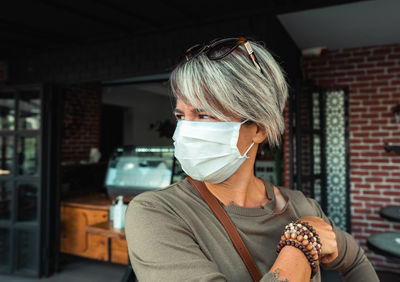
[297,216,339,263]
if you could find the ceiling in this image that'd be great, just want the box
[3,0,397,97]
[0,0,364,59]
[278,0,400,51]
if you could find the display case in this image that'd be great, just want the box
[104,146,186,200]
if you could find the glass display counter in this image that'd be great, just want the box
[104,146,185,200]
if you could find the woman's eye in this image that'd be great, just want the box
[175,115,184,120]
[199,114,214,120]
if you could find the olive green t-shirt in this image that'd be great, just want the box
[125,178,378,282]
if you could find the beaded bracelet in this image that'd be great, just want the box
[276,221,322,278]
[284,221,322,262]
[276,240,319,275]
[284,221,322,257]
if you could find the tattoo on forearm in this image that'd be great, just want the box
[272,268,289,282]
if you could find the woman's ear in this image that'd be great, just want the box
[252,124,267,144]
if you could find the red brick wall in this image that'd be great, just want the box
[284,44,400,272]
[61,82,102,164]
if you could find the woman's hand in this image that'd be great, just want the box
[298,216,339,264]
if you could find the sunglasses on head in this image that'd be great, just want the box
[183,37,263,73]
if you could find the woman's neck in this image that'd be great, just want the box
[205,161,269,208]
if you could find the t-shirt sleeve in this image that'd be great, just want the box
[125,193,289,282]
[306,198,379,282]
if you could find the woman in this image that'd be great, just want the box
[125,37,378,281]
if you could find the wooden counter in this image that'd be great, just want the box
[61,193,112,210]
[86,220,128,264]
[86,221,125,239]
[60,193,129,265]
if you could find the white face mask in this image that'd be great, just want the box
[172,120,255,184]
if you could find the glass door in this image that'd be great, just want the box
[0,85,50,277]
[290,83,350,232]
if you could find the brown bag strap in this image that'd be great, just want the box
[187,177,262,282]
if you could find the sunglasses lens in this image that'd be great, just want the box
[207,40,239,60]
[181,37,262,73]
[185,44,205,61]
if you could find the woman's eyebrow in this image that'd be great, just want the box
[173,108,183,114]
[173,108,207,113]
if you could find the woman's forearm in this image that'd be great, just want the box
[269,246,312,282]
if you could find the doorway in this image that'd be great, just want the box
[0,84,61,277]
[100,104,124,163]
[290,84,350,232]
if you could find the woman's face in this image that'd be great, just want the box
[173,99,263,156]
[173,99,235,122]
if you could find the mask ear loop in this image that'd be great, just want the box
[239,119,254,158]
[242,142,255,159]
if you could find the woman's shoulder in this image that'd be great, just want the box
[126,178,196,214]
[124,179,197,257]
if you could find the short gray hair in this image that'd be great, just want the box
[169,38,288,147]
